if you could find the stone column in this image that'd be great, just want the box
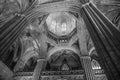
[33,59,46,80]
[77,17,96,80]
[33,34,47,80]
[80,56,96,80]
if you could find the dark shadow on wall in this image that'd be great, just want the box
[22,57,37,72]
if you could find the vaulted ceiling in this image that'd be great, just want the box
[0,0,120,66]
[0,0,119,80]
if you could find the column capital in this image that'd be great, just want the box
[80,56,91,59]
[14,13,25,17]
[82,2,90,7]
[37,59,46,62]
[79,0,90,4]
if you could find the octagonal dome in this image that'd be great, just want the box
[46,12,76,36]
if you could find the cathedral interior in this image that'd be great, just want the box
[0,0,120,80]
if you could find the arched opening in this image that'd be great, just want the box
[91,59,101,70]
[45,50,83,71]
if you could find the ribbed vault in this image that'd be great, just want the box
[0,0,120,80]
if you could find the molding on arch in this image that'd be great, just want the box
[89,47,95,55]
[47,46,80,60]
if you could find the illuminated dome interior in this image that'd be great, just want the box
[46,12,76,36]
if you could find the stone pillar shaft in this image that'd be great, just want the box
[33,59,46,80]
[80,56,96,80]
